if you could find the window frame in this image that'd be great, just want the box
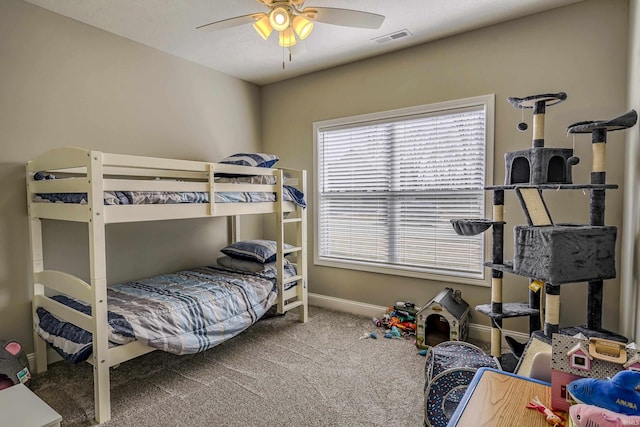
[313,94,495,287]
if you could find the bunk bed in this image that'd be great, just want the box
[25,147,308,424]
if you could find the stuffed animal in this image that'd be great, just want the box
[569,404,640,427]
[568,371,640,416]
[0,339,31,389]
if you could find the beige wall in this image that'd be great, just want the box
[0,0,263,352]
[262,0,630,335]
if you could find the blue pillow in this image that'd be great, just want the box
[221,240,293,264]
[218,153,279,169]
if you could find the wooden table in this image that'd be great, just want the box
[448,367,553,427]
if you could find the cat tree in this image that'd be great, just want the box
[452,92,637,362]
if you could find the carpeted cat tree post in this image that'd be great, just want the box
[504,92,570,341]
[456,92,572,361]
[566,109,639,331]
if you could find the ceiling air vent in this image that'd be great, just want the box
[372,29,412,44]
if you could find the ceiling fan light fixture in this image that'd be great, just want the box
[253,15,273,40]
[278,27,297,47]
[269,6,290,32]
[292,15,313,40]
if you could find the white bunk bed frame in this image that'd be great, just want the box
[25,147,308,423]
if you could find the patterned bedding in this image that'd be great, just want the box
[35,265,296,363]
[33,186,306,208]
[32,172,306,207]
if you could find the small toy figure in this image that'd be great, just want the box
[526,397,565,426]
[570,404,640,427]
[359,332,377,339]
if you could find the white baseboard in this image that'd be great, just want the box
[308,292,530,347]
[27,353,36,372]
[309,293,387,318]
[467,322,530,345]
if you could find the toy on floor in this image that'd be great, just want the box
[377,302,418,339]
[359,332,377,340]
[569,404,640,427]
[568,370,640,416]
[526,396,565,426]
[384,326,402,339]
[0,339,31,389]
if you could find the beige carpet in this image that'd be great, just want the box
[30,306,426,426]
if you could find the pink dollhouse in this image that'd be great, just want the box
[551,333,639,412]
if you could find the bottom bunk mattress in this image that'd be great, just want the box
[35,265,295,363]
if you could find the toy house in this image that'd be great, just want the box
[551,333,639,412]
[624,355,640,371]
[416,288,470,349]
[624,344,640,371]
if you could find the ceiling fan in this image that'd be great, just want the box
[196,0,385,48]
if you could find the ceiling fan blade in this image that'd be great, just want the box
[196,13,264,32]
[306,7,385,29]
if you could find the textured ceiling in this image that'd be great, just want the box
[23,0,583,86]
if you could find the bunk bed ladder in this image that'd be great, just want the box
[276,169,308,322]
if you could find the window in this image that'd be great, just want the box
[570,354,590,371]
[313,95,494,284]
[573,355,586,367]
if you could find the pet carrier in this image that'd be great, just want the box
[424,341,501,427]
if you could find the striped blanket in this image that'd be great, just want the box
[35,266,281,363]
[33,186,306,208]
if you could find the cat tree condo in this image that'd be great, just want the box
[452,92,638,361]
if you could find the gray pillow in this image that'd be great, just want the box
[217,256,280,273]
[216,256,297,280]
[221,239,294,264]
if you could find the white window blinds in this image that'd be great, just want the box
[315,97,491,281]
